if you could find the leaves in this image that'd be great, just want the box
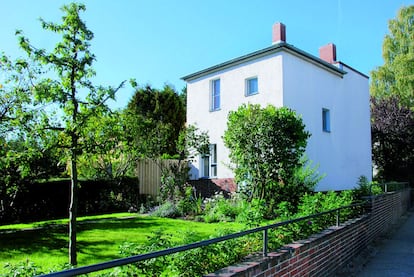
[371,5,414,109]
[223,104,311,215]
[371,96,414,183]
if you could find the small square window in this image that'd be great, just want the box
[246,77,258,96]
[322,108,331,132]
[211,79,220,111]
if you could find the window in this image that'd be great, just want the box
[246,77,258,96]
[211,79,220,111]
[201,144,217,178]
[322,108,331,132]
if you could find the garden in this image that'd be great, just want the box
[1,2,413,277]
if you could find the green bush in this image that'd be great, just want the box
[3,260,45,277]
[353,176,383,199]
[150,201,180,218]
[203,192,244,223]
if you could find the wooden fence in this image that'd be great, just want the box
[136,159,177,196]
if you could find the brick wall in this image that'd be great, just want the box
[206,190,411,277]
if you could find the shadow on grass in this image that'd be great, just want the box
[0,217,168,262]
[76,217,163,232]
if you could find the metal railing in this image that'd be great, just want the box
[381,182,410,193]
[40,202,366,277]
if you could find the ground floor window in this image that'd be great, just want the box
[200,144,217,178]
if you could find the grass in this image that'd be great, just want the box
[0,213,244,274]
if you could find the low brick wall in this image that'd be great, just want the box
[207,189,411,277]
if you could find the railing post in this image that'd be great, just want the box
[263,229,268,257]
[336,209,340,227]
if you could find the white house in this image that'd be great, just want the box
[182,23,372,191]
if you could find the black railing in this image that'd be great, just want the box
[381,181,410,193]
[40,202,366,277]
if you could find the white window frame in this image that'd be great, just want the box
[200,144,217,178]
[211,79,221,111]
[322,108,331,132]
[245,77,258,96]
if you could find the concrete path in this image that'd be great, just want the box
[356,211,414,277]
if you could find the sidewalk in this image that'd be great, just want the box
[356,211,414,277]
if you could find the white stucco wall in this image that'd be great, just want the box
[282,53,372,190]
[186,53,284,179]
[186,50,372,191]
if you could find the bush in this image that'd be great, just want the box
[150,201,181,218]
[353,175,383,199]
[3,260,44,277]
[203,192,243,223]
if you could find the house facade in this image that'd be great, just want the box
[182,23,372,191]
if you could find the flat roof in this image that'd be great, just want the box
[182,42,347,82]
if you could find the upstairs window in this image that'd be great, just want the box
[322,108,331,132]
[245,77,258,96]
[201,144,217,178]
[211,79,220,111]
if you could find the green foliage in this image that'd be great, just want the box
[125,84,186,157]
[3,260,44,277]
[158,124,209,206]
[371,96,414,184]
[150,201,181,218]
[224,103,311,216]
[203,192,243,223]
[235,198,266,227]
[370,5,414,109]
[117,229,250,277]
[11,2,126,265]
[353,175,383,199]
[119,230,173,276]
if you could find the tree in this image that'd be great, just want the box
[126,84,186,156]
[370,5,414,184]
[371,96,414,184]
[223,104,310,215]
[15,3,124,265]
[370,5,414,109]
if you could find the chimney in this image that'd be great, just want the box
[272,22,286,44]
[319,43,337,63]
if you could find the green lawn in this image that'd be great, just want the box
[0,213,244,274]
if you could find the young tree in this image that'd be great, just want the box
[15,3,124,265]
[370,5,414,110]
[223,104,310,215]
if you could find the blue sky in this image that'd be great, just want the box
[1,0,413,109]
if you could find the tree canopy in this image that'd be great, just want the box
[13,3,124,265]
[370,5,414,109]
[125,84,186,157]
[370,5,414,184]
[371,96,414,184]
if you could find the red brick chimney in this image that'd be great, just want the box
[319,43,337,63]
[272,22,286,44]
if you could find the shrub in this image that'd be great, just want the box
[150,201,180,218]
[353,175,383,199]
[3,260,44,277]
[203,192,243,223]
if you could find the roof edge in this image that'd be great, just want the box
[181,42,347,81]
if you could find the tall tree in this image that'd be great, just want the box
[370,5,414,183]
[15,3,124,265]
[126,84,186,156]
[370,5,414,109]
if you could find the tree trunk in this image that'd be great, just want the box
[69,149,78,265]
